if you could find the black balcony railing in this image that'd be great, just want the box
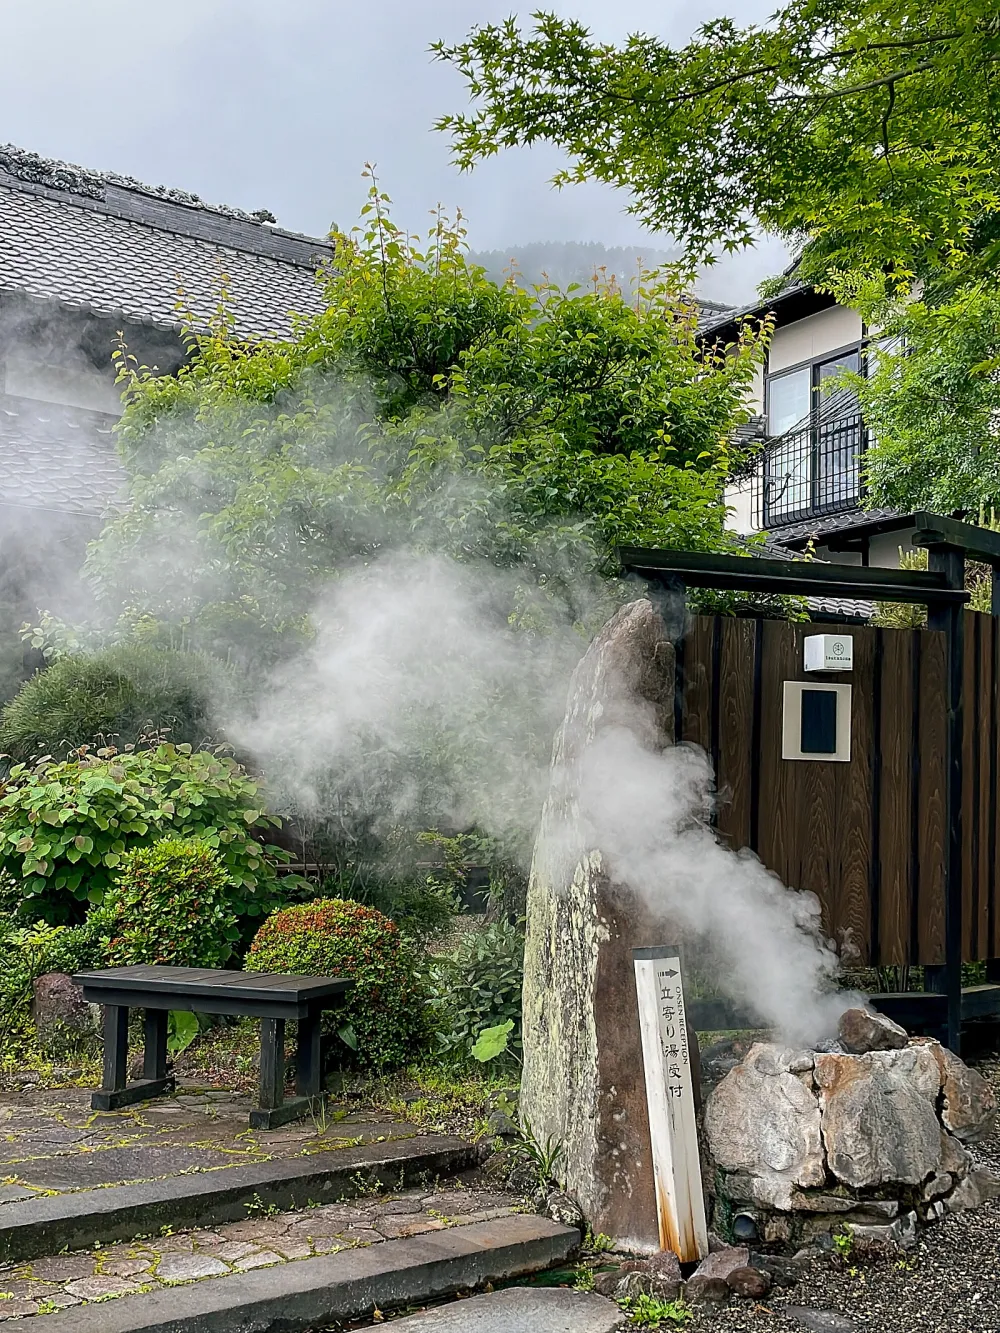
[753,411,865,529]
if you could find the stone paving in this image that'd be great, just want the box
[0,1182,521,1319]
[0,1082,421,1201]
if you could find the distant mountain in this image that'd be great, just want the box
[468,240,680,293]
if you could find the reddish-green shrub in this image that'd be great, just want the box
[245,898,428,1069]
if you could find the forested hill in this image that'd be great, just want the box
[468,240,679,292]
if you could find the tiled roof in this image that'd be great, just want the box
[765,506,902,546]
[0,145,331,340]
[0,393,126,516]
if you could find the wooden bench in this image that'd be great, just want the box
[73,965,353,1129]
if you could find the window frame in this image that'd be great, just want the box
[761,337,871,526]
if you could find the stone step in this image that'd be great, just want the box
[0,1134,476,1265]
[377,1287,626,1331]
[6,1215,580,1332]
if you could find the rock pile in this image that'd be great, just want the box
[702,1008,999,1248]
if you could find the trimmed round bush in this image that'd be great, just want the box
[0,644,238,759]
[97,838,239,968]
[246,899,427,1069]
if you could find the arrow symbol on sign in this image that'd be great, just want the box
[662,969,678,977]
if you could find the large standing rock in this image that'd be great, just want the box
[933,1045,997,1143]
[703,1045,825,1210]
[815,1046,943,1189]
[520,599,678,1253]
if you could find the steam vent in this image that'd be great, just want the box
[702,1008,999,1247]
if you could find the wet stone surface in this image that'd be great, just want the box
[0,1081,422,1200]
[0,1183,520,1318]
[689,1056,1000,1333]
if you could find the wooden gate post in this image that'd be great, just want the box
[926,545,966,1053]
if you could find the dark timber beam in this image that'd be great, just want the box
[617,547,969,607]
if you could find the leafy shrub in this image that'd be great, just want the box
[428,919,524,1065]
[246,898,428,1070]
[0,918,102,1048]
[94,839,239,968]
[0,744,292,925]
[0,645,238,760]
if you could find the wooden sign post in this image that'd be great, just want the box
[633,946,709,1261]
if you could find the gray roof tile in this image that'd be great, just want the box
[0,393,126,515]
[0,145,331,340]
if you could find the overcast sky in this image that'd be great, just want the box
[3,0,786,302]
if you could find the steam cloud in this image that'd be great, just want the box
[226,545,857,1042]
[578,727,859,1045]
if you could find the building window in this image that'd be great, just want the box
[761,346,864,527]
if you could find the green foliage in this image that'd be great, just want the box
[246,898,429,1070]
[872,546,994,628]
[428,918,524,1065]
[858,286,1000,513]
[436,7,1000,291]
[471,1018,515,1063]
[501,1119,565,1190]
[617,1293,692,1327]
[0,645,237,760]
[167,1011,200,1055]
[0,744,290,925]
[86,177,763,669]
[95,839,239,968]
[0,919,101,1047]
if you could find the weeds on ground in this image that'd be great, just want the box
[618,1293,693,1327]
[350,1064,515,1134]
[493,1119,564,1191]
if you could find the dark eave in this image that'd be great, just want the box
[698,283,837,346]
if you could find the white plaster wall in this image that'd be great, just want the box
[768,307,864,374]
[724,478,758,534]
[813,545,863,566]
[747,364,764,414]
[868,529,916,568]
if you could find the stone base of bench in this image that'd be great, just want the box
[91,1077,176,1112]
[248,1096,317,1131]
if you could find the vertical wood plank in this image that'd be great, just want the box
[878,631,913,965]
[682,617,714,750]
[833,624,874,966]
[976,613,992,959]
[715,618,755,851]
[992,617,1000,958]
[917,629,948,965]
[961,611,978,961]
[796,629,839,939]
[756,620,802,894]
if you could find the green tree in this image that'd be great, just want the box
[435,6,1000,290]
[857,283,1000,512]
[86,178,764,668]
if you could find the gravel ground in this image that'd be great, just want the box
[694,1056,1000,1333]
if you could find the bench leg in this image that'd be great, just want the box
[296,1010,322,1101]
[102,1005,129,1092]
[91,1005,175,1112]
[143,1010,169,1082]
[258,1017,286,1111]
[249,1016,322,1131]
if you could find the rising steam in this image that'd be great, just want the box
[578,726,858,1045]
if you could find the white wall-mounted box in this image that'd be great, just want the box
[804,633,853,672]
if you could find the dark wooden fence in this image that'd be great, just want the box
[679,611,1000,968]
